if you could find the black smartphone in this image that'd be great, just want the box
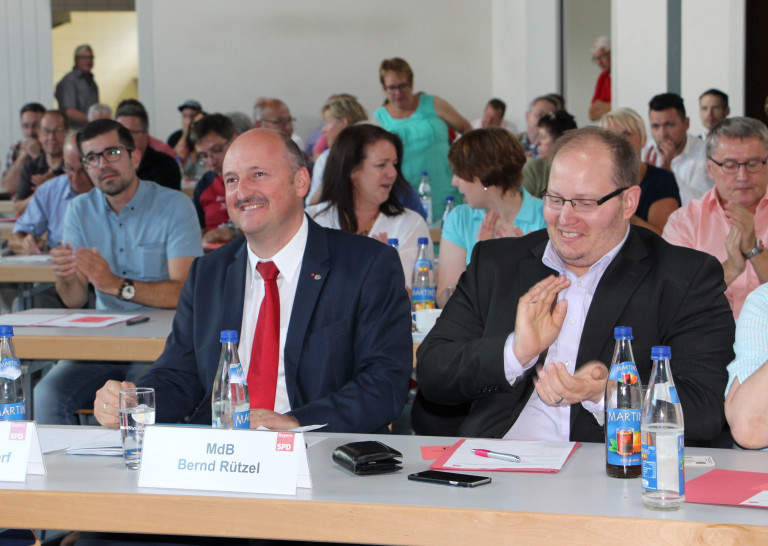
[407,470,491,487]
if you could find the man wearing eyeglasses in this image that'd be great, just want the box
[34,119,202,424]
[253,97,304,152]
[1,102,45,195]
[191,113,237,244]
[663,117,768,319]
[14,110,69,217]
[416,126,733,445]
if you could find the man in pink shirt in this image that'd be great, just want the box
[663,117,768,318]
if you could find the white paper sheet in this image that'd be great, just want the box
[432,438,577,472]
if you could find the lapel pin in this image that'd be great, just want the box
[311,273,322,280]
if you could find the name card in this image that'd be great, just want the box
[0,421,46,482]
[138,426,310,495]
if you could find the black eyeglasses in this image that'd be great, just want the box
[82,146,133,169]
[707,156,768,175]
[540,187,627,212]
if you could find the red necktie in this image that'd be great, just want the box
[248,261,280,410]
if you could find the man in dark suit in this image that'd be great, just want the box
[416,127,734,444]
[94,128,412,433]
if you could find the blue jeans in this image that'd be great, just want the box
[33,360,151,425]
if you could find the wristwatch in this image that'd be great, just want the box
[744,239,764,259]
[119,279,136,301]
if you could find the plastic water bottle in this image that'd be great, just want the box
[441,196,454,230]
[605,326,642,478]
[212,330,250,429]
[411,237,436,311]
[418,172,433,225]
[388,238,399,249]
[0,325,25,421]
[641,345,685,510]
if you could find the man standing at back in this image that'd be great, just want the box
[642,93,713,205]
[416,127,733,445]
[93,128,412,432]
[55,44,98,130]
[34,119,202,424]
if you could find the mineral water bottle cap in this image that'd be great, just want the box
[220,330,238,343]
[613,326,632,340]
[421,171,428,177]
[445,196,454,202]
[0,325,13,337]
[651,345,671,359]
[417,237,429,245]
[388,238,399,246]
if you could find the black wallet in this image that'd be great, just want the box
[332,441,403,475]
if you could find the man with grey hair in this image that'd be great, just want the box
[87,103,113,121]
[663,116,768,319]
[416,126,733,445]
[55,44,99,129]
[253,97,305,151]
[589,36,612,121]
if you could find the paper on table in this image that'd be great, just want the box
[0,313,141,328]
[431,438,578,473]
[0,254,52,264]
[0,313,65,326]
[686,469,768,509]
[40,427,121,454]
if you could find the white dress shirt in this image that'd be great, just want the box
[502,228,630,441]
[239,215,308,414]
[642,133,713,205]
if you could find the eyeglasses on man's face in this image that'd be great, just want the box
[259,117,295,127]
[41,128,66,137]
[82,146,133,169]
[708,156,768,175]
[384,82,410,93]
[540,187,627,212]
[197,143,229,164]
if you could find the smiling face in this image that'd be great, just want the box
[80,129,140,197]
[545,141,637,276]
[707,136,768,213]
[223,129,309,257]
[39,113,67,157]
[350,139,399,210]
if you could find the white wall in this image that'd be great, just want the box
[681,0,745,136]
[491,0,559,135]
[0,0,52,170]
[137,0,494,143]
[563,0,610,127]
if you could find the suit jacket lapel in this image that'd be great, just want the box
[221,240,248,333]
[283,217,331,403]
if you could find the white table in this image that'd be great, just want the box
[0,428,765,544]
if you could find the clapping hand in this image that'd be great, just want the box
[512,275,570,364]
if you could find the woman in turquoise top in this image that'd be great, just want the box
[437,128,545,307]
[374,57,471,221]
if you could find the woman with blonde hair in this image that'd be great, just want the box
[600,107,681,234]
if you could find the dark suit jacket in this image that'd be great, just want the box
[416,226,735,443]
[137,145,181,191]
[139,217,413,433]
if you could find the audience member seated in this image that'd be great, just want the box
[600,107,681,234]
[307,94,368,205]
[93,128,412,433]
[253,97,305,151]
[191,113,237,244]
[35,119,202,424]
[470,98,516,132]
[415,127,734,443]
[725,282,768,450]
[374,57,472,219]
[642,92,712,205]
[54,44,98,130]
[518,95,557,158]
[699,88,730,138]
[11,133,93,255]
[663,117,768,319]
[588,36,612,121]
[437,127,545,308]
[522,110,577,198]
[307,124,430,288]
[15,110,68,217]
[87,103,112,121]
[168,99,206,182]
[1,102,44,195]
[115,100,181,190]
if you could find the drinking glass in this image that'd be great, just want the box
[119,387,155,470]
